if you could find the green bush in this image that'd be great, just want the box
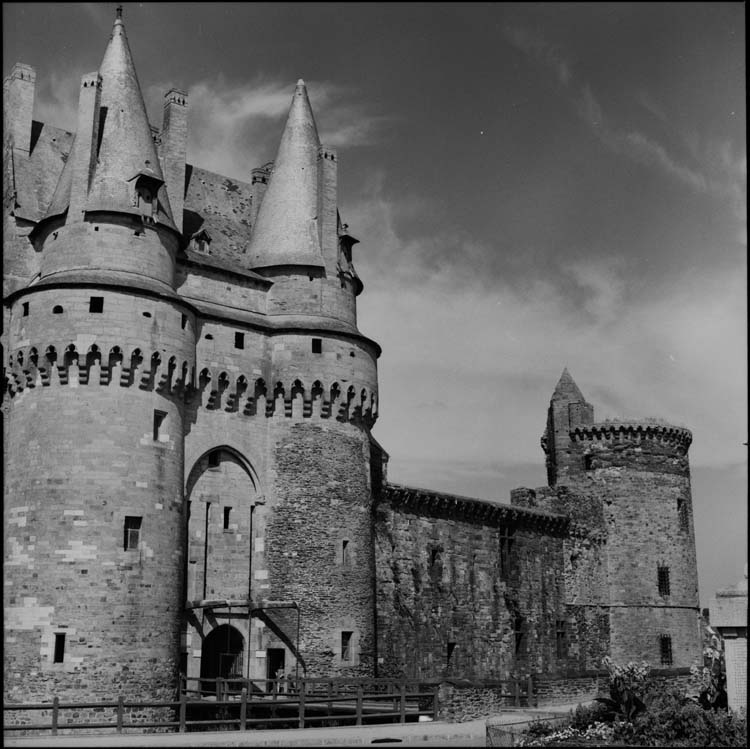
[568,701,609,731]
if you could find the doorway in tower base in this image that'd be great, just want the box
[200,624,244,694]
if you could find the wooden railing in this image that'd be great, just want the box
[3,677,440,735]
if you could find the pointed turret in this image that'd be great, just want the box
[248,80,325,270]
[34,7,180,292]
[542,369,595,485]
[551,367,586,403]
[87,9,175,227]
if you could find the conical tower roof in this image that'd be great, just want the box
[86,10,174,227]
[248,80,325,270]
[551,368,587,403]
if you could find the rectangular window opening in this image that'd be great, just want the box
[89,296,104,313]
[234,332,245,349]
[500,529,514,578]
[124,516,142,551]
[660,635,673,665]
[556,620,567,659]
[677,498,689,531]
[658,566,671,597]
[341,631,353,661]
[223,507,232,530]
[447,642,457,662]
[53,632,66,663]
[312,338,322,354]
[153,410,167,441]
[181,314,187,330]
[513,616,524,654]
[22,301,29,316]
[342,539,350,566]
[208,450,220,468]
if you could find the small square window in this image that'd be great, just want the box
[89,296,104,313]
[153,410,167,441]
[124,516,142,551]
[312,338,322,354]
[235,332,245,349]
[53,632,66,663]
[341,631,353,661]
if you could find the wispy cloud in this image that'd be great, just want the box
[503,23,745,213]
[145,76,392,182]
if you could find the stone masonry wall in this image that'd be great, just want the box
[265,420,375,677]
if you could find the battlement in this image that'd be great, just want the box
[570,420,692,452]
[3,341,377,427]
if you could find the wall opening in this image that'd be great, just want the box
[677,498,689,531]
[200,625,244,690]
[500,529,514,578]
[53,633,66,663]
[22,301,29,316]
[124,516,142,551]
[657,566,671,597]
[53,305,64,314]
[153,410,167,441]
[223,507,231,530]
[89,296,104,313]
[660,634,673,665]
[556,620,567,658]
[181,314,188,330]
[234,332,245,349]
[208,450,220,469]
[312,338,322,354]
[266,648,286,684]
[342,539,350,566]
[341,631,353,661]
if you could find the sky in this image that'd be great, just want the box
[3,2,746,607]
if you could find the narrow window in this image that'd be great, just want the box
[143,311,152,318]
[89,296,103,313]
[430,548,441,567]
[342,539,350,566]
[500,529,514,578]
[53,633,66,663]
[341,631,353,661]
[677,498,689,531]
[658,566,671,597]
[223,507,231,530]
[584,454,594,470]
[312,338,322,354]
[513,615,525,654]
[124,516,142,551]
[153,410,167,441]
[205,334,213,340]
[181,314,187,330]
[447,642,456,662]
[53,305,64,314]
[660,634,673,665]
[234,332,245,349]
[22,302,29,316]
[556,620,567,659]
[208,451,220,468]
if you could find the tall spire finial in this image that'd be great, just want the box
[116,5,123,20]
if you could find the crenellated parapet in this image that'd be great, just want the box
[3,341,377,427]
[382,484,569,535]
[570,420,692,453]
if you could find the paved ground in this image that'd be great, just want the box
[5,703,586,747]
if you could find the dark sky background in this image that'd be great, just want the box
[4,2,746,606]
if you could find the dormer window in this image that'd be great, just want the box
[128,166,163,223]
[192,228,212,254]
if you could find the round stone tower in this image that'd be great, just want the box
[542,371,701,668]
[3,11,194,704]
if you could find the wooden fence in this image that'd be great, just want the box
[3,677,440,735]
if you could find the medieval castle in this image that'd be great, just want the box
[4,10,702,707]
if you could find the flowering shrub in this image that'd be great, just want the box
[595,656,649,721]
[518,721,614,746]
